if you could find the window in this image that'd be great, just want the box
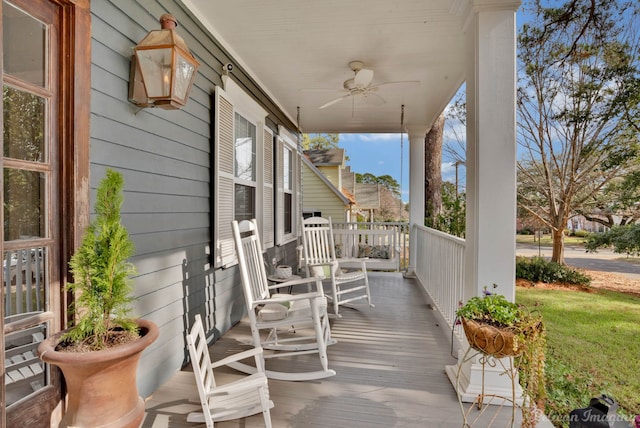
[234,113,256,221]
[276,128,300,245]
[283,146,293,234]
[213,80,272,267]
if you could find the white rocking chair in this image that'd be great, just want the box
[230,219,336,381]
[186,314,273,428]
[301,216,373,317]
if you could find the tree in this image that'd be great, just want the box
[584,223,640,256]
[434,182,466,238]
[424,113,444,227]
[443,86,466,165]
[302,133,340,150]
[355,173,404,220]
[355,173,400,197]
[577,168,640,228]
[517,0,640,264]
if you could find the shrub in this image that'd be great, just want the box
[570,229,590,238]
[516,256,591,286]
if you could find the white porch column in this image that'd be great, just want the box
[446,0,522,405]
[406,126,427,276]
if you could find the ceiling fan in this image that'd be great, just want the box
[308,61,420,110]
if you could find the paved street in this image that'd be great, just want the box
[516,243,640,281]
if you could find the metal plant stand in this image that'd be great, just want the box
[456,346,520,428]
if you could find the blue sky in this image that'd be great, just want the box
[339,132,462,203]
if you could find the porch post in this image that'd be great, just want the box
[445,0,522,405]
[405,126,427,276]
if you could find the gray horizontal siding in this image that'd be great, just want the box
[88,0,299,398]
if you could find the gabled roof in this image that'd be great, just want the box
[301,156,352,205]
[304,148,345,166]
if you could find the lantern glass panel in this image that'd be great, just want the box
[174,53,195,101]
[136,47,172,98]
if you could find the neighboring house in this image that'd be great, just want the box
[302,148,361,222]
[0,1,521,425]
[354,183,381,221]
[303,148,384,222]
[304,148,346,190]
[301,156,354,222]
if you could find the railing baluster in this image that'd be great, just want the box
[413,225,465,336]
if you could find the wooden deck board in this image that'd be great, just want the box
[143,272,525,427]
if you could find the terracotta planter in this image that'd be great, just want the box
[37,319,159,428]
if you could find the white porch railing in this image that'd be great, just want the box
[413,224,465,332]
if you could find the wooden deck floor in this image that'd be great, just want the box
[142,272,525,428]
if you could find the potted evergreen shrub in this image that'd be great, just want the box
[38,169,158,428]
[456,289,546,427]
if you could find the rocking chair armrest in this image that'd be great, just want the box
[254,291,324,307]
[338,257,368,263]
[210,347,265,369]
[205,373,268,397]
[306,261,338,268]
[338,257,368,269]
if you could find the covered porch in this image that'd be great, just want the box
[143,271,526,428]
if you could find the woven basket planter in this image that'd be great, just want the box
[461,318,522,358]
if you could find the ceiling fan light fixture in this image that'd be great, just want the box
[343,78,355,90]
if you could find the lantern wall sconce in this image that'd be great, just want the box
[129,14,200,110]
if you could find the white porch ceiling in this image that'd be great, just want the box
[183,0,477,135]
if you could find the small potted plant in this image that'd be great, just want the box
[38,169,158,428]
[456,287,546,427]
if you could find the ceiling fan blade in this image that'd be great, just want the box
[362,92,386,106]
[353,68,374,87]
[300,88,347,93]
[369,80,420,91]
[319,93,352,109]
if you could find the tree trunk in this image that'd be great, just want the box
[425,113,444,225]
[551,228,565,265]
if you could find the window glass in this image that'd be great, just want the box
[284,193,292,234]
[3,86,45,161]
[234,113,256,181]
[284,146,292,191]
[3,1,46,86]
[234,184,255,221]
[4,169,46,240]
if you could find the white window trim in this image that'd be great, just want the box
[276,125,300,246]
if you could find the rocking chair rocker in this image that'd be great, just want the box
[230,219,336,381]
[186,314,273,427]
[301,216,373,317]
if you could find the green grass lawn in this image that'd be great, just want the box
[516,234,587,247]
[516,287,640,427]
